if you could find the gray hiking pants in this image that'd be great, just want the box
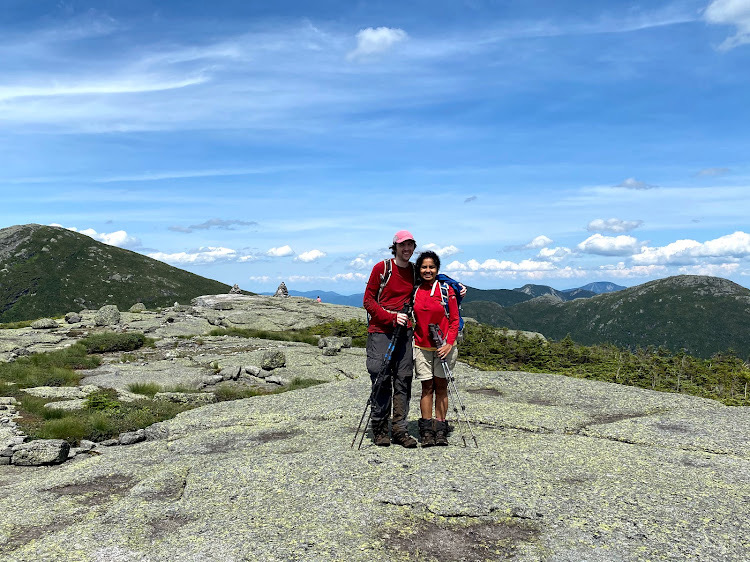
[366,329,413,434]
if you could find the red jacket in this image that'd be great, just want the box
[413,281,459,348]
[363,259,415,334]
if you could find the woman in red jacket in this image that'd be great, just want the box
[412,250,460,446]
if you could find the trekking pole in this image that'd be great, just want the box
[428,324,478,448]
[352,304,411,449]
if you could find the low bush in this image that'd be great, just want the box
[127,381,162,397]
[80,332,148,353]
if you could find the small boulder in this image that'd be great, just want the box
[119,429,146,445]
[95,305,121,326]
[153,392,216,406]
[265,375,290,386]
[129,303,147,313]
[64,312,82,324]
[261,350,286,370]
[31,318,58,329]
[12,439,70,466]
[218,366,242,381]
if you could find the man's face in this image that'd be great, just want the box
[396,240,415,261]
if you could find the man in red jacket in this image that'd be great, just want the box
[362,230,418,448]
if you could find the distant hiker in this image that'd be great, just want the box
[316,296,322,303]
[362,230,418,448]
[412,250,462,447]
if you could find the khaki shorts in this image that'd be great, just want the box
[414,346,458,382]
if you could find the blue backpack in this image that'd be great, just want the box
[436,273,466,340]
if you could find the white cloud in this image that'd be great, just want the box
[333,272,368,282]
[705,0,750,50]
[296,249,327,262]
[248,275,271,283]
[598,262,668,279]
[696,167,730,177]
[147,246,238,265]
[632,231,750,265]
[445,258,555,273]
[266,245,294,257]
[52,224,140,248]
[349,256,374,270]
[421,243,461,257]
[578,234,643,256]
[677,263,740,276]
[524,235,553,249]
[347,27,408,60]
[615,178,656,190]
[537,246,572,262]
[587,218,643,233]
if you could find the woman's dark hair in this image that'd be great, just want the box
[415,251,441,281]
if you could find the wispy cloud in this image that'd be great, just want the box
[587,218,643,233]
[704,0,750,50]
[695,167,730,177]
[464,195,477,203]
[615,178,656,190]
[347,27,408,61]
[169,218,258,233]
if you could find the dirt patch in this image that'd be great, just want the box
[525,396,557,406]
[148,513,196,538]
[386,518,539,561]
[587,412,652,426]
[656,422,691,434]
[48,474,135,506]
[254,429,301,444]
[467,388,503,397]
[0,520,72,554]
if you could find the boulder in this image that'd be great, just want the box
[11,439,70,466]
[261,349,286,370]
[64,312,82,324]
[129,303,147,313]
[119,429,146,445]
[95,305,121,326]
[218,366,242,381]
[31,318,57,329]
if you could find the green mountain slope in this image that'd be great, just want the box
[501,275,750,358]
[462,287,533,307]
[0,224,232,322]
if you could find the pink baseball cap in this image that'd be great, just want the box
[393,230,415,244]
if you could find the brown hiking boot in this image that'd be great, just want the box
[434,420,449,446]
[372,419,390,447]
[391,430,417,448]
[418,418,436,447]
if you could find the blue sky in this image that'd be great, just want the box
[2,0,750,294]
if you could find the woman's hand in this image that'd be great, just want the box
[396,312,408,326]
[437,342,453,359]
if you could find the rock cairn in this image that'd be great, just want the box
[273,282,289,297]
[229,284,243,294]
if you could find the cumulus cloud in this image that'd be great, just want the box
[695,167,730,177]
[147,246,238,265]
[632,231,750,265]
[598,262,668,279]
[587,218,643,233]
[421,243,461,257]
[168,218,257,233]
[266,245,294,257]
[537,246,572,262]
[577,234,643,256]
[349,255,374,270]
[704,0,750,50]
[333,272,368,282]
[296,249,326,262]
[525,235,553,249]
[51,224,140,248]
[615,178,656,190]
[347,27,408,60]
[444,258,555,273]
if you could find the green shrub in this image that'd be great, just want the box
[80,332,147,353]
[84,390,121,411]
[127,382,162,397]
[37,417,89,443]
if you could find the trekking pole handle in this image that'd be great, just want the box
[428,324,446,348]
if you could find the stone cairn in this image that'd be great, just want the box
[273,282,289,298]
[229,284,242,294]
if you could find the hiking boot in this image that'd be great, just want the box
[434,420,449,446]
[418,418,436,447]
[372,419,390,447]
[391,430,417,448]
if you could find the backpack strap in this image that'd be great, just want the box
[375,259,392,303]
[438,281,451,320]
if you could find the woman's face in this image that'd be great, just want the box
[420,257,438,282]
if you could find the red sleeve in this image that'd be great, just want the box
[445,286,460,346]
[363,261,396,328]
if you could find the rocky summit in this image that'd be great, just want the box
[0,294,748,561]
